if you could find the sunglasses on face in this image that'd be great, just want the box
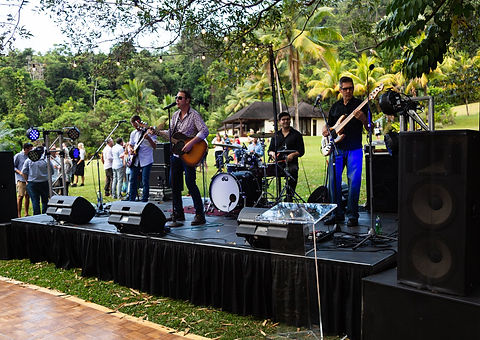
[340,86,354,91]
[175,96,186,100]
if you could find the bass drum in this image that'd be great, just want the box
[209,171,260,212]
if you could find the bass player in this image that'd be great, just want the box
[322,76,369,227]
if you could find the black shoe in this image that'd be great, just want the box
[347,218,358,227]
[166,213,185,222]
[71,183,77,187]
[191,214,206,226]
[323,215,345,225]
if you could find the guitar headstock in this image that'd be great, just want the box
[369,83,384,100]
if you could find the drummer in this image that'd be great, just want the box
[268,111,305,201]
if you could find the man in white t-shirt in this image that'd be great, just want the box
[111,137,125,199]
[102,138,114,197]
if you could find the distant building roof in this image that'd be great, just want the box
[222,101,326,124]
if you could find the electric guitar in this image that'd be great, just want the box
[321,83,384,156]
[126,121,149,168]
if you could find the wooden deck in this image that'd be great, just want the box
[0,277,203,340]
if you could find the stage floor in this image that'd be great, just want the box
[3,197,398,340]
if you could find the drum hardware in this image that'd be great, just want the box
[250,132,275,138]
[275,163,305,203]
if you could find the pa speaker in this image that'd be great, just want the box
[0,152,17,223]
[108,201,166,235]
[398,130,480,296]
[236,207,307,255]
[46,195,96,224]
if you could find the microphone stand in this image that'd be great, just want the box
[353,66,396,250]
[86,120,124,215]
[315,98,340,221]
[165,106,183,228]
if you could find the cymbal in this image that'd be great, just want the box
[251,132,275,138]
[277,149,296,154]
[212,142,242,149]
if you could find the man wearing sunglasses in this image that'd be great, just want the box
[167,89,209,226]
[322,76,369,227]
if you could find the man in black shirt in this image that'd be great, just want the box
[322,76,369,227]
[268,111,305,202]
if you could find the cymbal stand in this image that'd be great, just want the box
[254,138,274,207]
[275,164,305,203]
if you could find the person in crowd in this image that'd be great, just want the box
[322,76,369,227]
[127,115,156,202]
[111,137,125,199]
[13,142,33,217]
[72,142,85,187]
[247,136,264,158]
[233,134,242,164]
[162,89,209,225]
[21,146,53,215]
[102,138,114,197]
[213,132,224,169]
[268,111,305,202]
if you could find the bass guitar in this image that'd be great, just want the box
[321,83,384,156]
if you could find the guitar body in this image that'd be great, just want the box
[171,132,208,167]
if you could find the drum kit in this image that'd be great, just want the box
[209,134,299,213]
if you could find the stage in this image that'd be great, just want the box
[0,198,398,340]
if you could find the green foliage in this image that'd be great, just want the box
[377,0,477,78]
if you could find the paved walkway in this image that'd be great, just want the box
[0,277,204,340]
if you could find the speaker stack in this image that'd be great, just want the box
[397,130,480,296]
[150,142,172,200]
[0,152,18,223]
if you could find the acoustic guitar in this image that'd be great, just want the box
[155,129,208,167]
[321,83,384,156]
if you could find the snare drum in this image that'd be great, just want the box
[209,171,260,212]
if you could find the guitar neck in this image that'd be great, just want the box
[334,97,368,133]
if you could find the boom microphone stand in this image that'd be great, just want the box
[164,103,183,228]
[353,65,396,250]
[86,120,125,214]
[315,95,340,221]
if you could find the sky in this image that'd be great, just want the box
[12,2,69,53]
[11,2,172,54]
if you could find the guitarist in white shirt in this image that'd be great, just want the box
[322,76,369,227]
[128,115,157,202]
[163,89,209,226]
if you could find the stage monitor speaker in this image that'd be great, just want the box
[108,201,166,235]
[398,130,480,296]
[365,151,398,213]
[0,152,17,223]
[236,207,307,255]
[46,195,96,224]
[153,142,171,165]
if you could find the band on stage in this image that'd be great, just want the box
[125,77,370,225]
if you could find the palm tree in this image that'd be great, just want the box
[258,7,343,129]
[306,52,348,101]
[118,78,156,119]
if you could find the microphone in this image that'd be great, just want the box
[163,102,176,110]
[314,94,322,107]
[118,120,127,123]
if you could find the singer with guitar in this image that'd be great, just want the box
[127,115,157,202]
[322,76,369,227]
[161,89,209,226]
